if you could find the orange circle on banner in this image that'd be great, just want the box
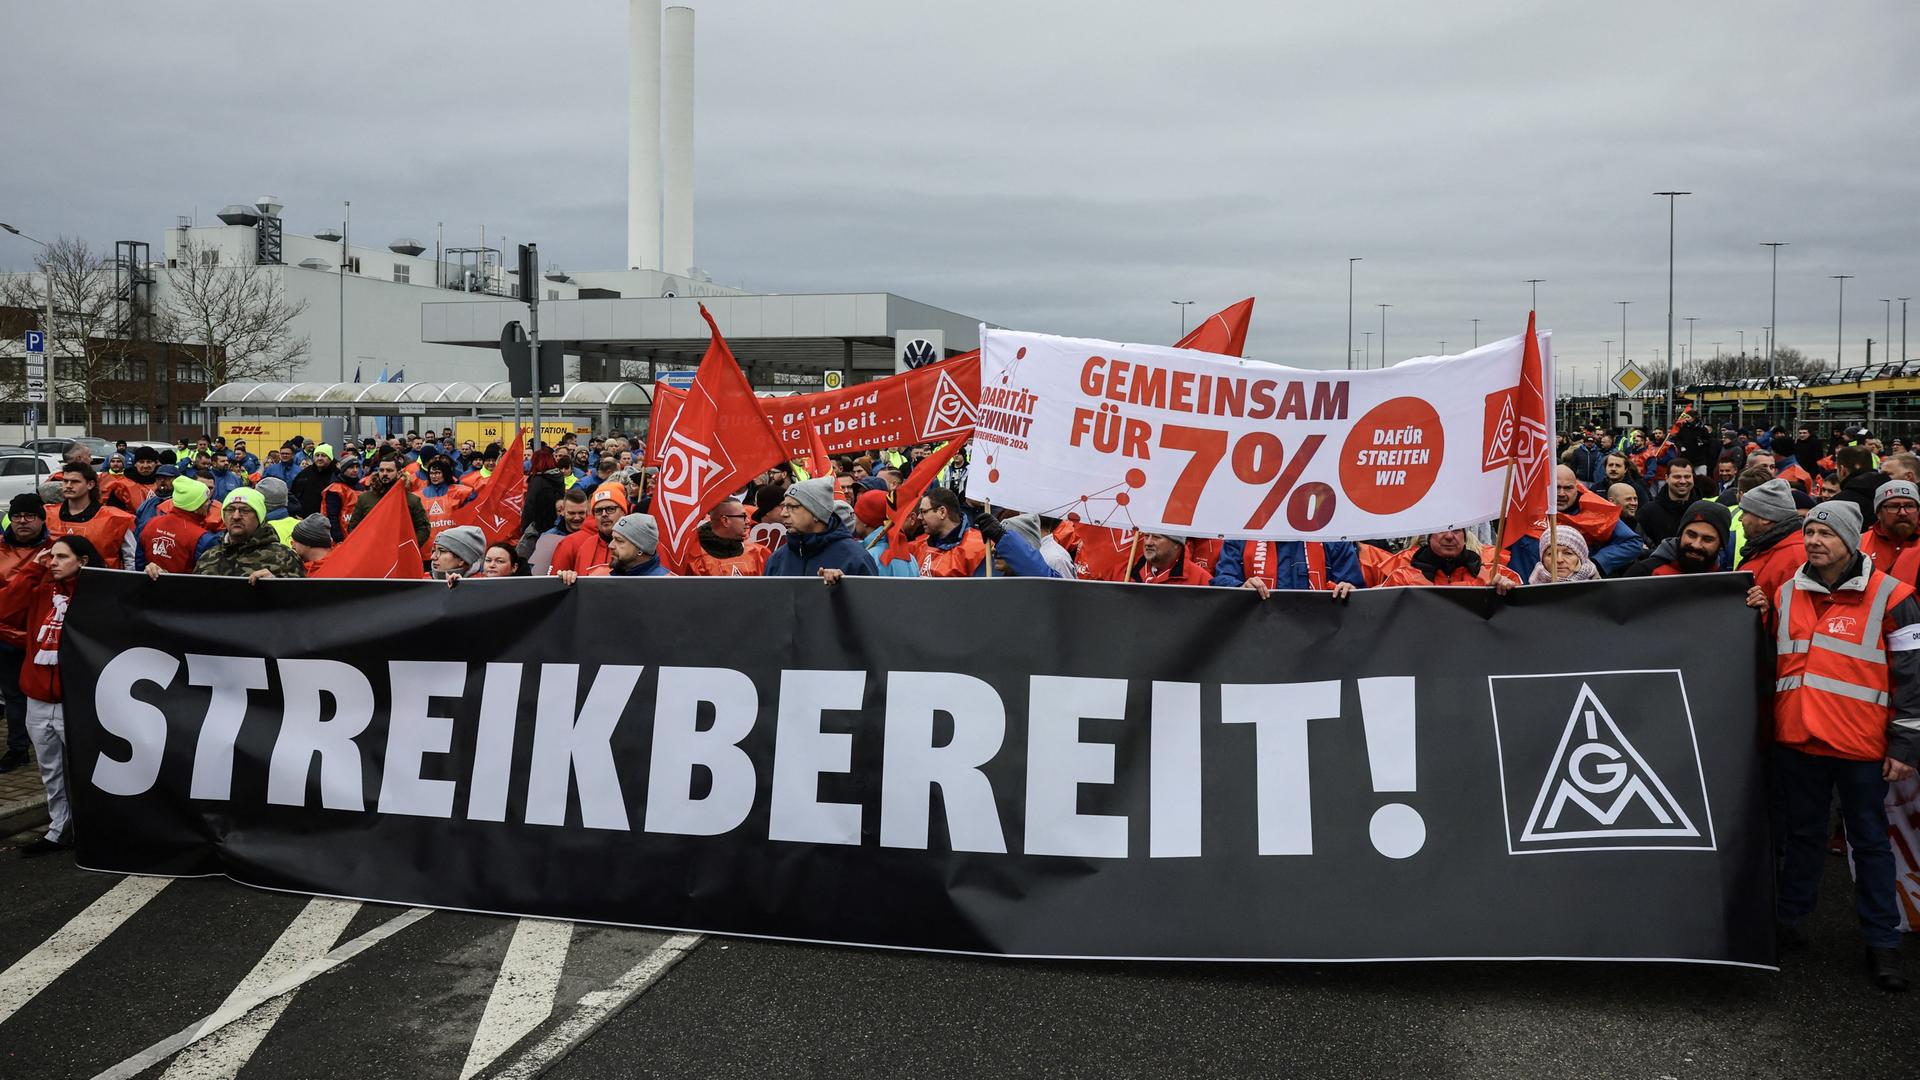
[1338,397,1444,515]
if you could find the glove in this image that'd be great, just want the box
[976,515,1006,545]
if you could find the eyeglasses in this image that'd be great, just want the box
[716,512,749,521]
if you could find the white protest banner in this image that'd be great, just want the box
[968,327,1552,541]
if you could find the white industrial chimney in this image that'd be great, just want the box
[628,0,663,270]
[662,6,695,278]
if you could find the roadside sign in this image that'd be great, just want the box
[25,331,45,354]
[25,406,37,427]
[1611,362,1650,395]
[658,370,697,391]
[823,369,845,391]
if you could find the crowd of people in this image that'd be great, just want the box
[0,409,1916,990]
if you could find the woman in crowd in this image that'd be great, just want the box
[0,535,103,857]
[1528,525,1600,584]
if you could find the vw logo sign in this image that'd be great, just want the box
[902,338,940,368]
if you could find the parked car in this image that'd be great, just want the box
[24,436,115,461]
[0,453,62,504]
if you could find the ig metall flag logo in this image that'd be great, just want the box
[1488,671,1716,854]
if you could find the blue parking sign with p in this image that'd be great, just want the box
[25,331,44,353]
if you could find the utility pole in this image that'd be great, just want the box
[339,201,350,382]
[1762,242,1787,385]
[1346,258,1360,370]
[0,223,55,451]
[1654,192,1689,429]
[1377,303,1390,369]
[1616,301,1631,371]
[1832,275,1853,369]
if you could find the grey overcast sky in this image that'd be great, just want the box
[3,0,1916,388]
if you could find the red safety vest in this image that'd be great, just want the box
[140,506,211,574]
[1772,568,1914,762]
[682,542,772,577]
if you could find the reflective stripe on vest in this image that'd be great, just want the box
[1776,573,1899,663]
[1774,672,1890,706]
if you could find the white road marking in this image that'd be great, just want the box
[488,933,702,1080]
[91,905,433,1080]
[0,876,172,1024]
[158,897,362,1080]
[459,918,575,1079]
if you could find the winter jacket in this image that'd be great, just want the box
[861,530,921,578]
[764,522,878,577]
[1210,540,1364,590]
[1836,468,1888,523]
[260,459,301,488]
[351,484,431,547]
[681,524,771,577]
[0,560,73,702]
[193,529,307,578]
[1637,484,1705,545]
[549,528,611,575]
[1739,519,1807,604]
[288,463,338,518]
[202,467,245,501]
[1620,536,1729,578]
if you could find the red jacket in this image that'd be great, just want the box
[0,560,73,702]
[1861,524,1920,587]
[1741,529,1806,605]
[549,528,610,575]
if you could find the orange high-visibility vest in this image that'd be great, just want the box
[1773,569,1914,762]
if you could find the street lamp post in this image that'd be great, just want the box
[1346,258,1360,371]
[1883,299,1894,365]
[1683,316,1697,381]
[1762,243,1787,385]
[1617,301,1631,371]
[1171,299,1194,339]
[1377,303,1391,369]
[1439,341,1447,356]
[1654,192,1689,429]
[1526,278,1544,311]
[1363,330,1372,369]
[1901,297,1911,364]
[0,222,55,453]
[1832,275,1853,369]
[1471,317,1480,348]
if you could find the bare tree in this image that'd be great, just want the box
[157,235,309,387]
[0,235,139,425]
[1676,344,1826,385]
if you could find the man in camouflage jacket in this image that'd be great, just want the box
[193,488,307,581]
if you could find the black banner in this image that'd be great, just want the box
[63,571,1773,967]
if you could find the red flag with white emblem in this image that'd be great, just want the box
[447,428,528,546]
[654,305,788,566]
[1499,311,1552,548]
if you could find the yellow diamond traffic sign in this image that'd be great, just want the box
[1612,362,1649,395]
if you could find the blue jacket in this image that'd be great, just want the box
[764,522,879,577]
[204,468,245,501]
[1506,518,1642,578]
[608,556,670,577]
[1210,540,1364,589]
[260,460,301,487]
[860,532,921,577]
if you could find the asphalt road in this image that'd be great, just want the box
[1,827,1915,1080]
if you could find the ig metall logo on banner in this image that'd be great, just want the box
[1488,670,1716,854]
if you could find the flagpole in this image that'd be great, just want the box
[982,500,995,577]
[1125,530,1140,581]
[1491,453,1517,584]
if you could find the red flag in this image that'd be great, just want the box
[878,438,968,564]
[803,413,834,477]
[1499,311,1552,549]
[448,428,528,545]
[653,305,788,565]
[1173,298,1255,357]
[646,383,685,468]
[313,481,427,579]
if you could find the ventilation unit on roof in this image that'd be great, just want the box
[314,227,342,242]
[216,204,260,226]
[298,257,332,271]
[389,238,425,256]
